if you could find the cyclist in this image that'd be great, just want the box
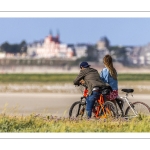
[73,61,111,119]
[100,54,124,113]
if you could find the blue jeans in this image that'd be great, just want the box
[86,91,100,118]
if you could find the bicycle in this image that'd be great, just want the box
[116,89,150,119]
[69,85,118,119]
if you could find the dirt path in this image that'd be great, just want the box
[0,93,149,117]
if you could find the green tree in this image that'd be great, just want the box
[86,45,99,62]
[1,41,27,53]
[109,46,129,66]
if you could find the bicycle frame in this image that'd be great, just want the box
[94,94,107,118]
[78,87,149,119]
[81,86,111,119]
[119,92,138,118]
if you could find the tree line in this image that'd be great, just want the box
[0,41,27,53]
[0,38,129,66]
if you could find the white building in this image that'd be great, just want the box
[27,31,74,59]
[74,44,88,59]
[96,37,110,62]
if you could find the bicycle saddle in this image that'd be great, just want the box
[121,89,134,93]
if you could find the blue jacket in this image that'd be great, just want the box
[100,68,118,90]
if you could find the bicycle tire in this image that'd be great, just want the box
[69,101,86,118]
[99,101,117,118]
[125,101,150,118]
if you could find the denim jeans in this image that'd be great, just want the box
[86,91,100,118]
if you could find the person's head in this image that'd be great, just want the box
[79,61,90,69]
[103,55,113,67]
[103,55,117,80]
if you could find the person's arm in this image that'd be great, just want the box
[100,70,112,91]
[100,69,109,83]
[100,70,105,82]
[73,70,85,85]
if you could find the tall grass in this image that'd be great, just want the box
[0,114,150,132]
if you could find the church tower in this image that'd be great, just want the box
[49,30,53,41]
[55,29,60,43]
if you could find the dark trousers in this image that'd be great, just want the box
[86,91,100,118]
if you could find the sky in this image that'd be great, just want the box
[1,18,150,47]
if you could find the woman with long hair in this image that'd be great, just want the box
[100,55,124,115]
[100,54,118,100]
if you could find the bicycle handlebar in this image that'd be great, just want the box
[75,83,87,88]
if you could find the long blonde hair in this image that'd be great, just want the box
[103,55,117,80]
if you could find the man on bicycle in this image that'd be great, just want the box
[73,61,111,119]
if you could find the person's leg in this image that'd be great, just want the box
[86,91,100,118]
[116,96,124,116]
[105,90,119,115]
[111,99,119,115]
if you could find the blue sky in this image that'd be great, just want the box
[0,18,150,47]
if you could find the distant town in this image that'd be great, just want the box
[0,30,150,69]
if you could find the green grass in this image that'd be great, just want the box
[0,74,76,83]
[0,73,150,83]
[0,114,150,132]
[118,74,150,81]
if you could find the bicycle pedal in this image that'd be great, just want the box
[100,115,107,119]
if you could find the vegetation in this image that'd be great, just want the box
[0,41,27,53]
[118,73,150,81]
[0,73,76,83]
[0,114,149,132]
[0,73,150,83]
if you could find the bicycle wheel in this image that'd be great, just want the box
[125,101,150,118]
[69,101,86,118]
[99,101,117,118]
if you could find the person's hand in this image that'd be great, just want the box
[79,79,85,85]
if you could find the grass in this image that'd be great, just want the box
[0,114,150,132]
[0,74,76,83]
[118,73,150,81]
[0,73,150,83]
